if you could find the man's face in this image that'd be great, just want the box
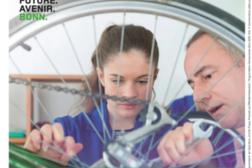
[184,34,245,129]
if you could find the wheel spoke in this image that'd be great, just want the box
[174,55,244,126]
[34,36,105,144]
[144,133,155,161]
[112,12,126,140]
[165,36,217,110]
[9,56,85,167]
[141,37,218,152]
[62,22,111,141]
[145,15,158,101]
[142,43,244,156]
[171,98,245,166]
[9,123,87,168]
[132,15,158,161]
[92,15,110,142]
[176,148,244,167]
[162,24,188,105]
[133,138,147,157]
[9,99,88,167]
[189,133,245,167]
[9,1,245,167]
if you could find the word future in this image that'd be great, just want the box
[20,0,57,4]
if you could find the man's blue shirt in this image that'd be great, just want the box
[170,95,196,114]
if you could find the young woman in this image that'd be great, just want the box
[23,24,208,167]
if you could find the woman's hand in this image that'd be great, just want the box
[157,122,214,167]
[24,122,83,164]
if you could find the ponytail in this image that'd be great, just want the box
[68,25,117,116]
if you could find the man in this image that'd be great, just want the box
[158,30,245,167]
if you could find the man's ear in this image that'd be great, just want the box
[241,57,245,66]
[96,68,105,87]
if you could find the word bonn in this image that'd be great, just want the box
[19,0,57,20]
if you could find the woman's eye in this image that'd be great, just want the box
[112,80,123,83]
[138,81,147,84]
[204,73,213,80]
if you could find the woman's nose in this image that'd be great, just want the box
[122,83,137,98]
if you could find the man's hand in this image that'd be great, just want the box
[157,122,214,166]
[24,123,83,164]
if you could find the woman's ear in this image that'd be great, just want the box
[96,68,105,87]
[153,68,159,82]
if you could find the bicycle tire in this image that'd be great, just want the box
[9,0,244,52]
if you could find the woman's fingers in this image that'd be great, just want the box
[40,124,53,152]
[52,123,65,150]
[24,129,42,152]
[59,136,83,163]
[64,136,78,157]
[24,123,83,164]
[52,123,64,139]
[31,129,43,151]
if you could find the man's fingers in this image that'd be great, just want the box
[183,122,194,143]
[158,130,171,149]
[40,124,53,152]
[157,123,211,166]
[157,131,179,166]
[164,138,181,163]
[157,135,173,166]
[158,147,174,166]
[173,129,186,155]
[157,125,196,166]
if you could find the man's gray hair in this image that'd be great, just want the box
[186,30,244,65]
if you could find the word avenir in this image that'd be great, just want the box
[19,5,54,13]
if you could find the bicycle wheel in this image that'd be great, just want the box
[91,112,246,167]
[9,0,245,167]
